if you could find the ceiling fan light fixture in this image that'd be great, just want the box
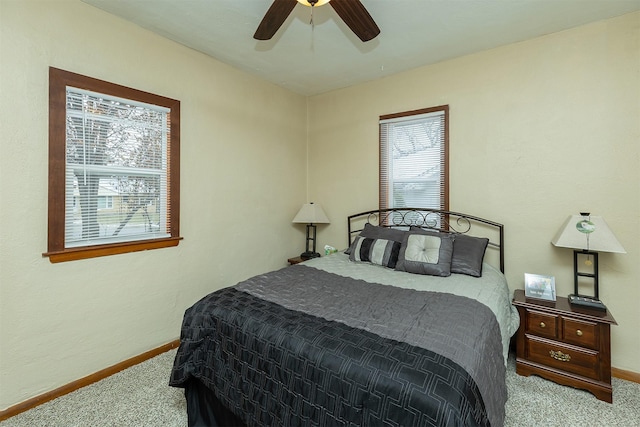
[255,0,378,42]
[296,0,331,7]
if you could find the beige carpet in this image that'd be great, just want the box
[2,349,639,427]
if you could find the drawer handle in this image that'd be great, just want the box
[549,350,571,362]
[539,322,546,328]
[576,329,583,337]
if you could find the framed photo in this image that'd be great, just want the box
[524,273,556,301]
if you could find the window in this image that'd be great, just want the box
[379,105,449,211]
[45,67,181,262]
[97,196,113,210]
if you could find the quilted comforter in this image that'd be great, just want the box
[170,259,514,426]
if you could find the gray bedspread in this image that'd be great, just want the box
[237,264,507,426]
[302,252,520,364]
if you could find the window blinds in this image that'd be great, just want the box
[379,107,448,211]
[64,87,171,248]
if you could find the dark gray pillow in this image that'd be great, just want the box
[451,234,489,277]
[345,223,407,254]
[348,236,401,269]
[395,229,454,277]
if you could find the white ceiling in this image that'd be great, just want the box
[82,0,640,96]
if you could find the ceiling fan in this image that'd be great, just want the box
[254,0,380,42]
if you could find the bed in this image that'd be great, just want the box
[170,208,520,427]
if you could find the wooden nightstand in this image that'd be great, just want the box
[512,289,617,403]
[287,256,304,265]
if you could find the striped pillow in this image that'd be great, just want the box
[348,236,401,268]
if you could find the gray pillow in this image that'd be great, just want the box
[345,223,407,254]
[451,234,489,277]
[395,229,454,277]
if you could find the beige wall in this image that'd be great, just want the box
[1,0,638,413]
[308,13,640,372]
[0,1,307,410]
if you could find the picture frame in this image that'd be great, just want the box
[524,273,556,301]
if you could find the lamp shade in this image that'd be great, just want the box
[292,203,330,224]
[551,214,626,253]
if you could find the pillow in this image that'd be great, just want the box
[395,229,454,276]
[349,236,401,269]
[451,234,489,277]
[409,226,490,277]
[345,223,407,254]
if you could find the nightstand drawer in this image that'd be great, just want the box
[563,318,598,350]
[526,336,599,380]
[526,310,558,339]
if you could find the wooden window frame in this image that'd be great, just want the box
[44,67,182,263]
[379,105,449,211]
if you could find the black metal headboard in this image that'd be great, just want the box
[347,208,505,273]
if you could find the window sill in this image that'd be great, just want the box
[43,237,183,263]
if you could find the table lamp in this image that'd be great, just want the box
[551,213,625,311]
[292,202,330,260]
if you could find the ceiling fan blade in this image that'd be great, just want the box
[329,0,380,42]
[254,0,298,40]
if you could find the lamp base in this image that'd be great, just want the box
[300,251,321,260]
[568,294,607,311]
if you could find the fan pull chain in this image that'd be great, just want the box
[309,6,316,51]
[310,5,315,29]
[307,0,319,29]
